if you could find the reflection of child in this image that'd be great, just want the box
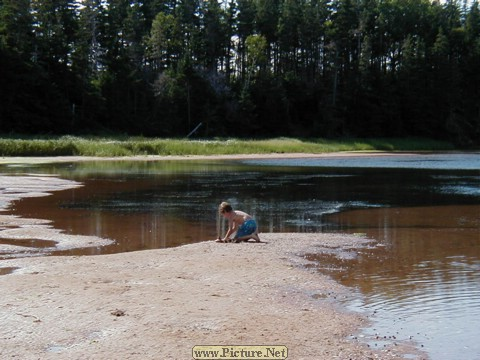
[216,202,261,243]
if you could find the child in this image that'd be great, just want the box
[216,202,261,243]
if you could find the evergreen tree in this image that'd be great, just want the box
[254,0,279,71]
[236,0,256,80]
[147,11,182,70]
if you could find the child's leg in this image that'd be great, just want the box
[234,220,260,242]
[250,232,261,242]
[234,232,261,243]
[234,234,252,242]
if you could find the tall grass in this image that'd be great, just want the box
[0,135,455,157]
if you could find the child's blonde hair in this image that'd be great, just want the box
[219,202,233,214]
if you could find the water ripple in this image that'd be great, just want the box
[359,258,480,317]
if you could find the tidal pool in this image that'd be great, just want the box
[1,152,479,359]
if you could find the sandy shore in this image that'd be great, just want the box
[0,155,427,359]
[0,151,427,165]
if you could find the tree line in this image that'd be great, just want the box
[1,0,479,145]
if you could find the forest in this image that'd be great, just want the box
[1,0,479,146]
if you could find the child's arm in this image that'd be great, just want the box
[223,219,237,240]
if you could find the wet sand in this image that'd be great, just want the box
[0,155,427,359]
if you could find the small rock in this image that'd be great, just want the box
[111,309,126,317]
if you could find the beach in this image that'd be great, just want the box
[0,156,427,359]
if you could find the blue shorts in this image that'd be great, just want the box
[235,219,257,238]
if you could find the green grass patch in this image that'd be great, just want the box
[0,135,455,157]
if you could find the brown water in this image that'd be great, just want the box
[8,176,218,256]
[306,204,480,359]
[0,154,479,359]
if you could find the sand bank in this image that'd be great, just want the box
[0,151,423,165]
[1,234,426,359]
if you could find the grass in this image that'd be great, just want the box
[0,135,455,157]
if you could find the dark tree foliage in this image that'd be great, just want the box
[0,0,479,145]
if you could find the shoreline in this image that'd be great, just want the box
[0,150,454,165]
[0,156,428,359]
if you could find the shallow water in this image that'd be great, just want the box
[306,205,480,359]
[1,153,479,359]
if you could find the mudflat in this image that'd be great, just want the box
[0,155,426,359]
